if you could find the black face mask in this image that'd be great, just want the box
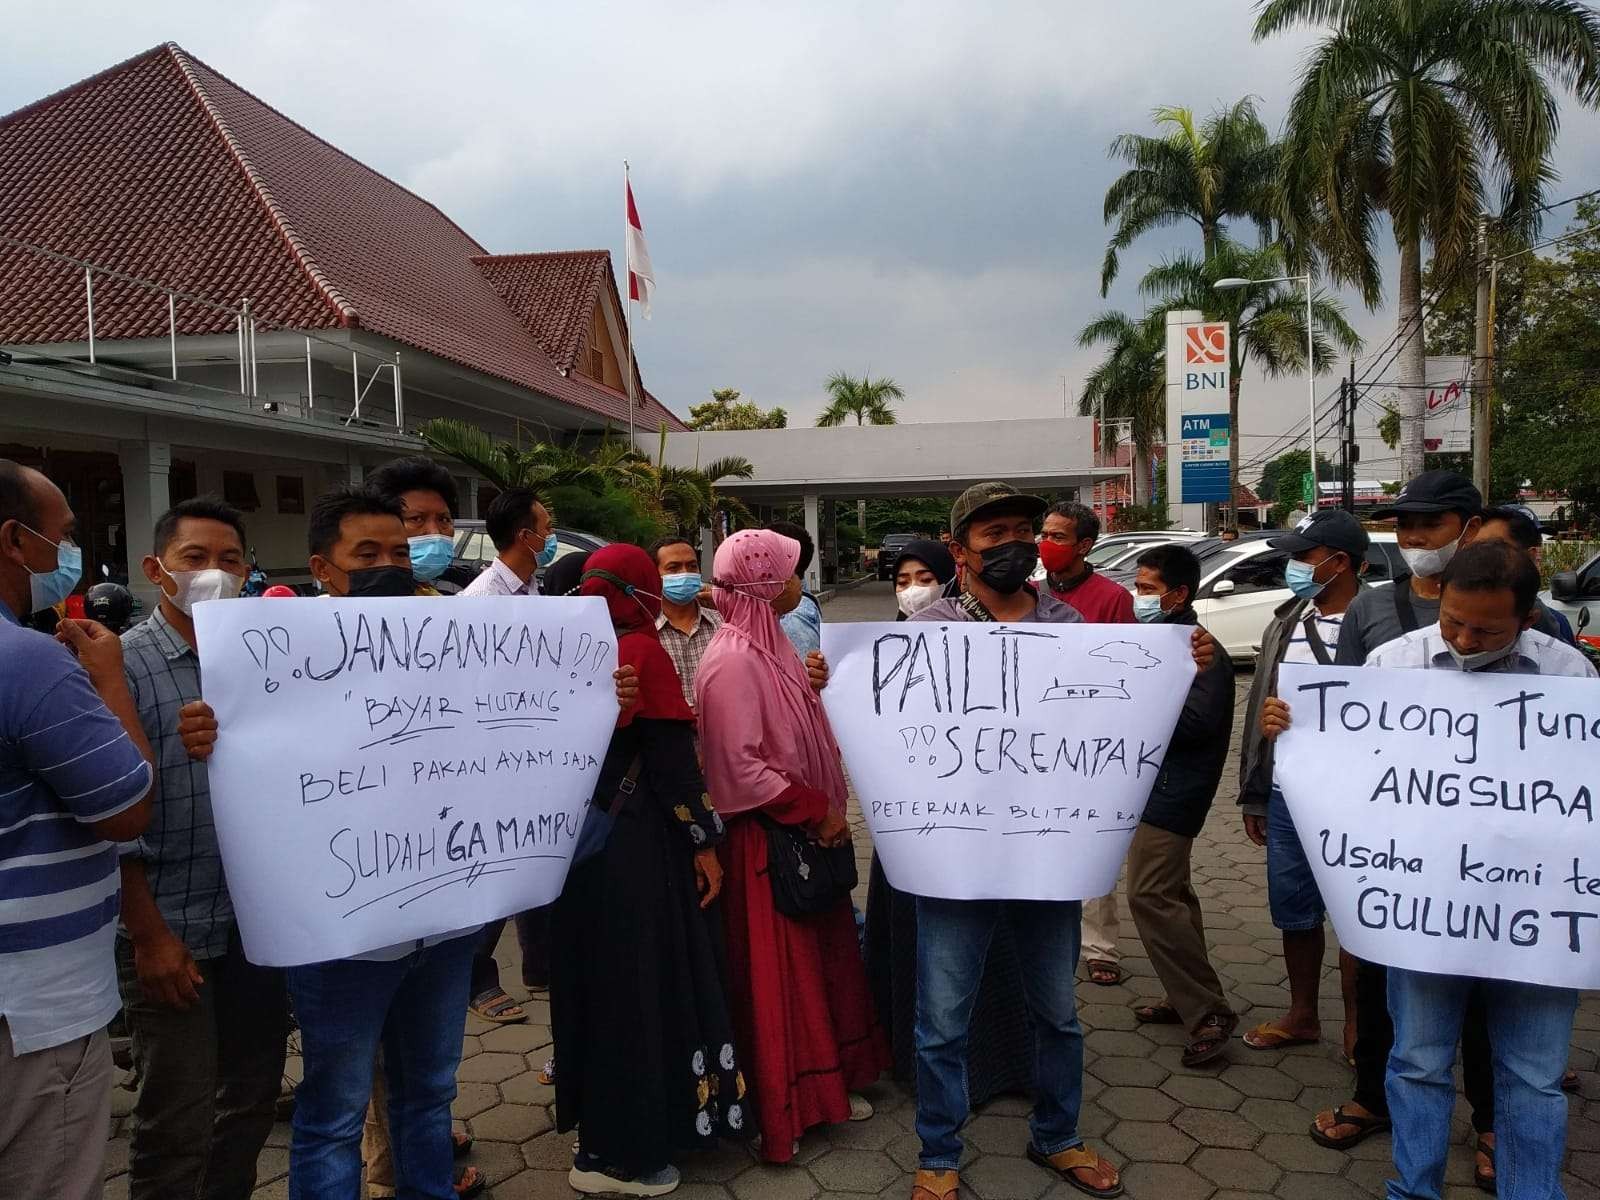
[974,540,1038,595]
[343,565,416,598]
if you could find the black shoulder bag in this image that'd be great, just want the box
[758,810,858,918]
[1393,574,1421,633]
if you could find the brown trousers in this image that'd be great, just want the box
[0,1023,112,1200]
[1125,823,1232,1033]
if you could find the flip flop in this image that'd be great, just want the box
[1563,1068,1581,1093]
[1085,960,1123,987]
[1243,1022,1319,1050]
[1026,1144,1123,1198]
[1474,1135,1495,1193]
[453,1130,473,1159]
[1133,1003,1183,1025]
[1182,1013,1238,1068]
[1308,1105,1391,1150]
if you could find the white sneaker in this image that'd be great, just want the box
[568,1162,681,1196]
[848,1093,874,1122]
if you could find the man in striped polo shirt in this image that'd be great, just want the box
[0,459,156,1200]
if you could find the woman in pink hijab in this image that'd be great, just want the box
[695,528,889,1162]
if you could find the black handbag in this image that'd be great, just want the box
[757,813,858,917]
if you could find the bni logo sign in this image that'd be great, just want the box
[1184,324,1227,365]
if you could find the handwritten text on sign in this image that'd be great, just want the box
[194,596,619,966]
[821,621,1192,901]
[1276,663,1600,989]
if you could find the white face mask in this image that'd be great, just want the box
[897,582,942,618]
[1399,530,1466,578]
[1446,637,1520,673]
[160,564,244,616]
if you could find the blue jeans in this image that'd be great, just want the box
[913,897,1084,1170]
[1386,968,1579,1200]
[285,934,475,1200]
[1266,786,1324,932]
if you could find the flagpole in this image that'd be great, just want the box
[624,159,637,449]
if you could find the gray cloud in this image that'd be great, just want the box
[5,0,1598,481]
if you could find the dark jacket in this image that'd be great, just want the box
[1141,607,1235,839]
[1237,584,1368,816]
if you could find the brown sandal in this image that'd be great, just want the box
[1308,1104,1391,1150]
[911,1168,959,1200]
[1182,1013,1238,1068]
[1027,1144,1123,1198]
[1133,1003,1182,1025]
[1085,960,1123,987]
[1474,1134,1495,1193]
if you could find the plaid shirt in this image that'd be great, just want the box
[656,607,722,709]
[120,608,234,959]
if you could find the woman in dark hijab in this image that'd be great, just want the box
[866,536,1036,1108]
[890,539,955,621]
[551,544,750,1197]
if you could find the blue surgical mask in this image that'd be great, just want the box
[1284,558,1327,599]
[661,572,703,605]
[21,526,82,613]
[1132,593,1168,623]
[407,534,455,581]
[536,532,560,568]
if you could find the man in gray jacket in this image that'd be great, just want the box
[1237,510,1367,1057]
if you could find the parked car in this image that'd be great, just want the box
[877,533,918,580]
[1181,532,1402,662]
[1543,549,1600,629]
[450,521,610,590]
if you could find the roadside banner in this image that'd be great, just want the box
[195,596,618,966]
[1275,663,1600,989]
[820,621,1192,901]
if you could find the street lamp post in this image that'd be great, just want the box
[1215,273,1318,509]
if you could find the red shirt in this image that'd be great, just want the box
[1048,567,1135,624]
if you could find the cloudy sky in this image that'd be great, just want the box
[7,1,1600,482]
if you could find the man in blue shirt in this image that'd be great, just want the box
[0,458,156,1200]
[770,521,823,656]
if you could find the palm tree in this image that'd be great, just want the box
[1100,99,1280,296]
[1257,0,1600,477]
[418,418,605,494]
[815,372,904,426]
[1138,240,1363,521]
[1077,310,1166,506]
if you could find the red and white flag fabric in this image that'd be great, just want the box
[625,174,655,319]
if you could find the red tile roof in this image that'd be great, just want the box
[474,251,610,372]
[0,43,683,431]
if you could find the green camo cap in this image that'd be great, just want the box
[950,481,1048,534]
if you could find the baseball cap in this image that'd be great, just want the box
[949,482,1047,534]
[1269,509,1370,559]
[1372,470,1482,517]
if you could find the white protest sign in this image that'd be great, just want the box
[194,596,619,966]
[1276,663,1600,989]
[821,621,1193,901]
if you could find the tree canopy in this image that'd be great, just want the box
[686,388,788,430]
[815,372,903,426]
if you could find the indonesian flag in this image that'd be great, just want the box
[625,175,655,319]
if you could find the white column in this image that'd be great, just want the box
[1164,309,1208,530]
[462,478,480,519]
[802,492,821,593]
[346,453,365,486]
[117,439,171,612]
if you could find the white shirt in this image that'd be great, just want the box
[1283,611,1345,665]
[1367,623,1598,678]
[461,557,537,597]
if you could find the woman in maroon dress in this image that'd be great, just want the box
[694,528,889,1163]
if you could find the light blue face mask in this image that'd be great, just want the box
[21,526,83,613]
[661,572,703,605]
[1284,558,1326,599]
[1132,592,1169,623]
[536,532,560,568]
[407,534,455,581]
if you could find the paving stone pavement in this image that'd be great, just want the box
[103,582,1600,1198]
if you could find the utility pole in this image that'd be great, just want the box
[1338,375,1349,511]
[1472,216,1493,498]
[1343,358,1358,512]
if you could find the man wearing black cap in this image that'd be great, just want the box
[1238,510,1368,1060]
[1297,472,1496,1166]
[1333,469,1483,668]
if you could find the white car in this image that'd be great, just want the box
[1186,532,1403,662]
[1543,548,1600,631]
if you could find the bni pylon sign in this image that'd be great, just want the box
[1166,317,1231,506]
